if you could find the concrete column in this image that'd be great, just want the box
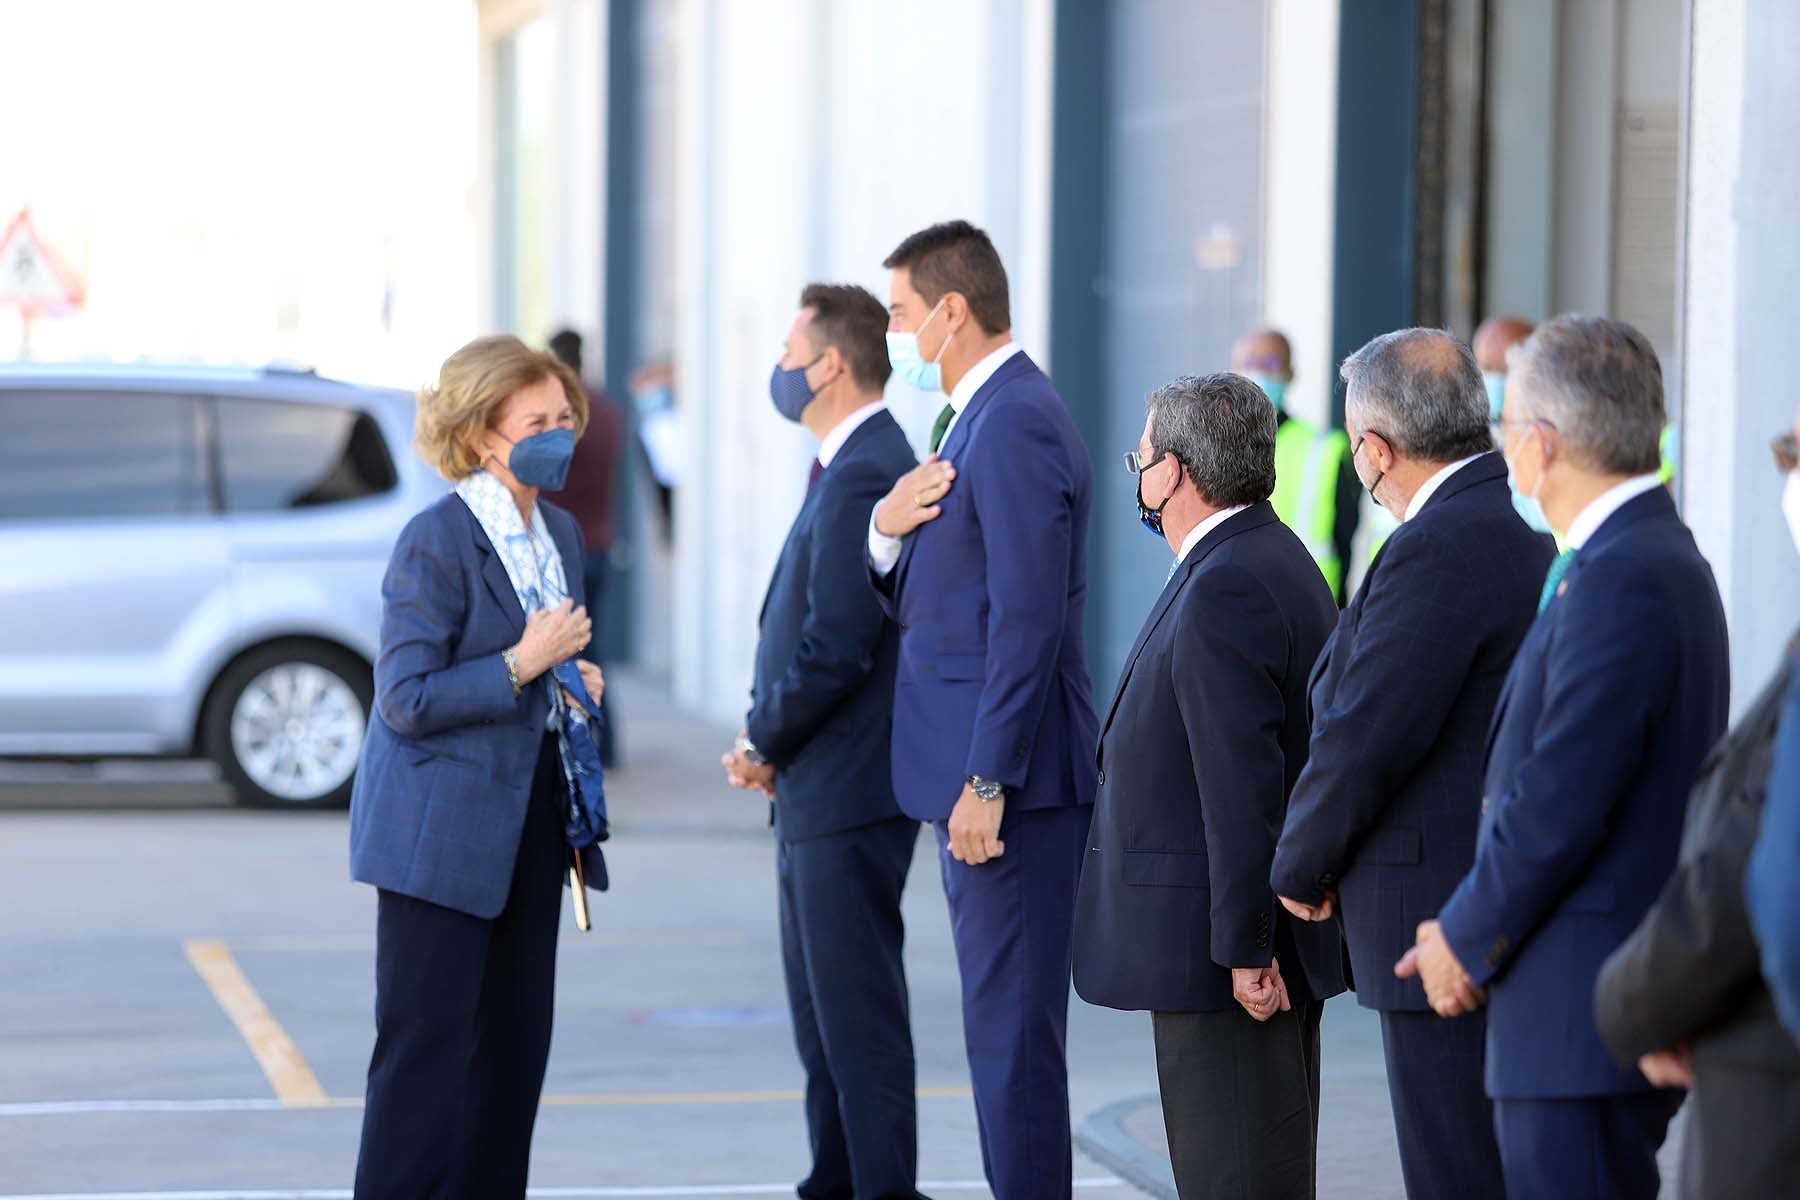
[1680,0,1800,715]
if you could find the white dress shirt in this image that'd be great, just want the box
[1175,504,1250,566]
[1403,453,1487,522]
[1564,473,1665,550]
[867,341,1025,576]
[817,399,888,469]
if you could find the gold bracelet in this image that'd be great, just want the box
[501,648,522,697]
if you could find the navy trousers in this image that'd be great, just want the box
[932,802,1091,1200]
[779,816,924,1200]
[1492,1091,1682,1200]
[355,736,566,1200]
[1380,1009,1504,1200]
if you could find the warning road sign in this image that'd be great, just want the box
[0,209,85,312]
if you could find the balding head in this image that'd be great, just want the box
[1474,316,1535,373]
[1231,328,1293,379]
[1340,328,1493,464]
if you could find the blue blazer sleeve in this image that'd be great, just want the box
[748,463,891,763]
[1437,553,1678,986]
[961,398,1077,788]
[1273,529,1481,900]
[1749,666,1800,1038]
[1175,563,1288,969]
[373,510,519,739]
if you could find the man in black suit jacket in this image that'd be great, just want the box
[722,284,925,1200]
[1270,329,1552,1199]
[1073,372,1345,1200]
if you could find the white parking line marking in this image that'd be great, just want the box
[0,1087,974,1118]
[0,1181,1126,1199]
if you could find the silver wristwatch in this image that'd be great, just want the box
[967,775,1005,802]
[740,737,769,767]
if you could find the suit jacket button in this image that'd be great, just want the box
[1097,768,1106,785]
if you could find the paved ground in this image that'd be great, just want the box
[2,676,1436,1199]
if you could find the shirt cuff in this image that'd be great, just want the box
[867,513,903,577]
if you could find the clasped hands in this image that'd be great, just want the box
[1233,959,1293,1022]
[721,730,775,797]
[511,599,603,715]
[1394,919,1484,1018]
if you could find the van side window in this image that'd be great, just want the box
[0,390,210,519]
[215,399,398,512]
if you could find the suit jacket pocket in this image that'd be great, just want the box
[1123,849,1212,888]
[1356,826,1422,866]
[404,747,484,771]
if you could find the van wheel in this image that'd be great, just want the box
[202,643,372,809]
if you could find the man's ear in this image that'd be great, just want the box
[941,291,970,333]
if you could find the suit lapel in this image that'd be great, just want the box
[893,353,1036,592]
[456,500,529,631]
[1100,503,1280,740]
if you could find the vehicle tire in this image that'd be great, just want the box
[201,642,373,809]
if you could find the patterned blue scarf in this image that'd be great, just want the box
[455,470,609,850]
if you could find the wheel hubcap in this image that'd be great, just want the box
[230,663,366,802]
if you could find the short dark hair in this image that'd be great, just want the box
[1339,328,1494,462]
[798,283,892,391]
[1509,315,1665,475]
[882,220,1011,336]
[1147,373,1278,508]
[548,329,583,374]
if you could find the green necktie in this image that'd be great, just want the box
[1538,548,1577,614]
[928,403,957,454]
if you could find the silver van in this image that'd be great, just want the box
[0,364,444,807]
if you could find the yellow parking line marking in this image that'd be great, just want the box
[182,939,328,1107]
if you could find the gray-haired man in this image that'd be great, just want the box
[1074,373,1346,1200]
[1271,328,1553,1199]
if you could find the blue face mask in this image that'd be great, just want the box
[1483,372,1507,421]
[1504,426,1554,534]
[497,427,576,491]
[1135,455,1179,538]
[886,299,951,393]
[769,355,823,423]
[1246,373,1286,412]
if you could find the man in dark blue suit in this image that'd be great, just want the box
[864,220,1098,1200]
[1073,372,1344,1200]
[1402,315,1730,1200]
[721,284,925,1200]
[1270,329,1552,1199]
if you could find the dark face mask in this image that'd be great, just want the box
[1352,435,1387,510]
[1136,454,1179,537]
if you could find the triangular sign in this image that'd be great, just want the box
[0,210,85,310]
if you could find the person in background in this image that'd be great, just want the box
[721,283,926,1200]
[1473,315,1535,422]
[349,335,608,1199]
[1403,315,1730,1200]
[1593,542,1800,1197]
[1074,373,1344,1200]
[866,219,1098,1200]
[1232,328,1360,602]
[1272,329,1550,1200]
[1749,414,1800,1039]
[543,329,624,766]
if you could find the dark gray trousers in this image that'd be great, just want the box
[1152,1000,1323,1200]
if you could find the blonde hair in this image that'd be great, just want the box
[414,334,590,480]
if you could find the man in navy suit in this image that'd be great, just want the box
[864,220,1098,1200]
[1270,329,1552,1199]
[1402,315,1730,1199]
[1073,372,1344,1200]
[721,284,925,1200]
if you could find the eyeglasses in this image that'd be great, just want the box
[1774,433,1799,475]
[1123,450,1172,475]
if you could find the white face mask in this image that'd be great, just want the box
[1784,472,1800,557]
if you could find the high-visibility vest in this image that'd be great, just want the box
[1271,417,1349,597]
[1659,424,1677,487]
